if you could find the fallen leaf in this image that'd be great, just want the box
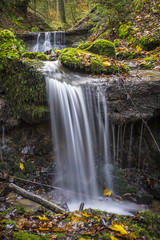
[38,215,48,221]
[103,187,112,196]
[110,222,128,235]
[20,163,25,170]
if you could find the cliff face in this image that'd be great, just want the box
[106,70,160,124]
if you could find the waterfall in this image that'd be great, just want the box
[26,31,66,53]
[44,61,112,200]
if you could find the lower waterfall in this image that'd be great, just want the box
[44,61,141,215]
[45,61,111,198]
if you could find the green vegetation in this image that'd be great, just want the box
[118,22,133,39]
[22,52,49,60]
[59,47,129,75]
[77,42,93,50]
[35,53,49,61]
[0,30,23,62]
[13,231,51,240]
[86,39,116,58]
[0,30,47,122]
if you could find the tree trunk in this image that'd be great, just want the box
[14,0,30,14]
[9,183,66,214]
[57,0,66,23]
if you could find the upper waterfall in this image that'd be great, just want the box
[25,31,66,53]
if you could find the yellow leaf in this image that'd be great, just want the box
[81,211,91,218]
[103,187,112,196]
[103,61,111,67]
[110,236,119,240]
[38,215,48,220]
[128,232,137,239]
[110,223,128,235]
[79,238,86,240]
[76,50,81,55]
[20,163,25,170]
[136,45,142,52]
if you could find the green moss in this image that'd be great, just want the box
[1,219,17,228]
[13,231,51,240]
[0,161,9,173]
[15,204,25,214]
[87,39,116,58]
[24,161,36,174]
[31,27,40,32]
[118,22,132,39]
[133,35,160,51]
[22,52,39,59]
[90,58,104,74]
[131,211,160,240]
[127,186,138,194]
[59,47,129,75]
[35,53,49,61]
[0,30,23,62]
[0,207,14,217]
[114,39,121,47]
[99,29,111,39]
[140,63,153,69]
[0,60,47,120]
[100,233,111,239]
[117,49,140,60]
[77,42,93,50]
[0,30,47,122]
[142,56,157,62]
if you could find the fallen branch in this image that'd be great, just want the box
[9,183,66,214]
[28,6,51,21]
[11,176,90,199]
[12,176,63,191]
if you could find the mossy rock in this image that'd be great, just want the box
[0,30,15,44]
[13,231,51,240]
[77,42,93,50]
[24,161,36,174]
[22,52,39,59]
[35,53,49,61]
[0,30,23,61]
[118,22,133,39]
[140,62,153,69]
[142,56,156,62]
[0,59,48,122]
[86,39,116,58]
[117,49,140,60]
[59,47,129,75]
[133,35,160,51]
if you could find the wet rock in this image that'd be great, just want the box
[122,193,136,202]
[135,189,153,205]
[44,49,52,55]
[151,183,160,200]
[106,72,160,124]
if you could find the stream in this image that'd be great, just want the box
[4,31,160,216]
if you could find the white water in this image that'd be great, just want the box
[45,61,111,199]
[26,31,66,53]
[43,61,144,215]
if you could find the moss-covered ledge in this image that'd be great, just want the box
[58,47,130,75]
[0,59,48,124]
[0,29,49,124]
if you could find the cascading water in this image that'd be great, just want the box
[26,31,66,53]
[43,61,142,215]
[26,32,144,214]
[45,61,111,199]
